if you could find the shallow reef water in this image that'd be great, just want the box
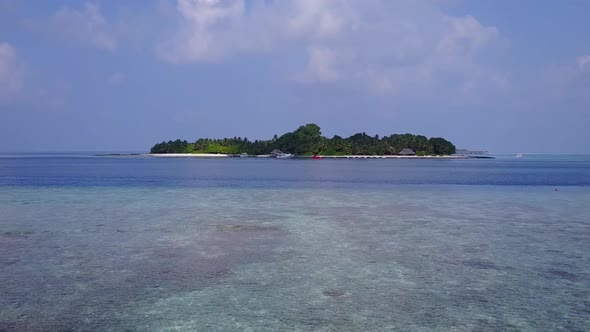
[1,156,589,331]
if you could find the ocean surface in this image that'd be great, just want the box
[1,154,589,331]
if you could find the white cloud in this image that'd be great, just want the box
[109,72,125,85]
[156,0,246,62]
[283,0,356,40]
[577,55,590,69]
[531,54,590,110]
[438,15,499,56]
[0,42,23,102]
[299,46,340,82]
[566,55,590,101]
[23,3,116,51]
[54,3,115,50]
[157,0,504,99]
[0,42,68,111]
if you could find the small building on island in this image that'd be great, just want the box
[397,148,416,156]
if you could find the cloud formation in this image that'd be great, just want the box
[564,55,590,103]
[25,3,116,51]
[54,3,115,50]
[0,42,23,102]
[109,72,125,85]
[539,54,590,106]
[157,0,503,97]
[577,55,590,70]
[0,42,69,111]
[156,0,249,62]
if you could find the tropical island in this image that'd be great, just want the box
[149,124,457,157]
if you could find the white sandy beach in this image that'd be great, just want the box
[145,153,471,159]
[324,155,482,159]
[317,155,466,159]
[147,153,229,158]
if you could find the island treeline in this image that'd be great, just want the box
[150,124,456,156]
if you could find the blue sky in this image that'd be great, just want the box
[0,0,589,153]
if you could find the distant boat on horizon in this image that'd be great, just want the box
[516,153,523,158]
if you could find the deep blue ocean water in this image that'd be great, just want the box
[1,154,589,331]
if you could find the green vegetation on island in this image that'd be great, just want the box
[150,124,456,156]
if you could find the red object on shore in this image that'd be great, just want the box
[312,155,323,160]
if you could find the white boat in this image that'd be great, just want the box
[516,153,523,158]
[274,153,293,159]
[270,149,294,159]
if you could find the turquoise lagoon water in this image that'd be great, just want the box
[1,155,589,331]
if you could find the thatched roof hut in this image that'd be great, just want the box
[398,148,416,156]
